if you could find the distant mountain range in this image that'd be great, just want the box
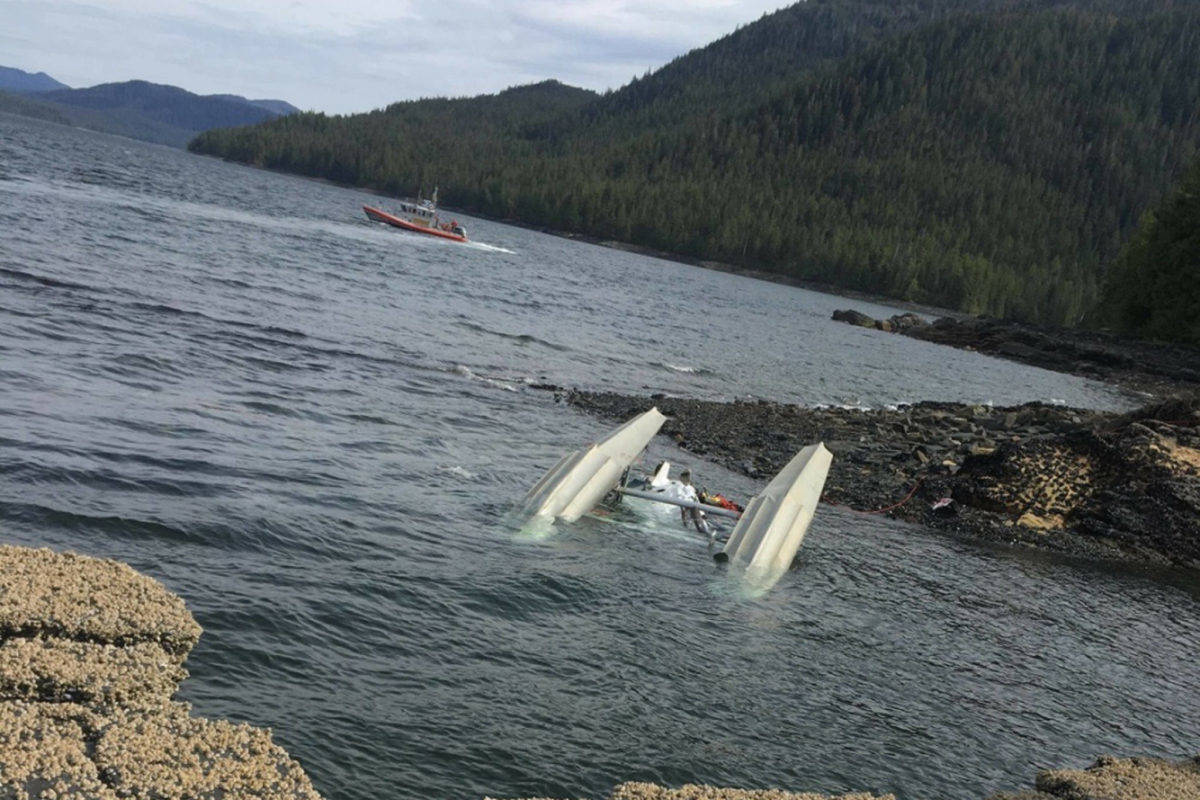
[0,65,69,93]
[0,66,298,147]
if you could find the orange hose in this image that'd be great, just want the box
[823,478,924,516]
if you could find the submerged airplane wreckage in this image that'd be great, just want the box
[522,407,833,592]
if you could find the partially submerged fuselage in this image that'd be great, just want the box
[520,409,832,595]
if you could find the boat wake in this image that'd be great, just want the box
[0,176,446,252]
[464,241,515,254]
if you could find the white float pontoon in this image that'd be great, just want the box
[522,407,667,523]
[715,443,833,579]
[523,410,833,589]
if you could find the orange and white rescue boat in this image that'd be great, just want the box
[363,190,467,242]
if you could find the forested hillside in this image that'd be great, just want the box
[190,0,1200,326]
[1099,157,1200,345]
[0,90,72,126]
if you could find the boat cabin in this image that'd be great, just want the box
[396,200,436,227]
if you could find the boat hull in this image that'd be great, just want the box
[363,205,467,242]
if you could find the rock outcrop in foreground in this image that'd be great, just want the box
[488,783,892,800]
[0,545,322,800]
[996,754,1200,800]
[492,755,1200,800]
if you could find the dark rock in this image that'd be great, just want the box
[831,309,877,328]
[888,312,929,332]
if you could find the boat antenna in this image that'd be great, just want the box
[432,186,439,206]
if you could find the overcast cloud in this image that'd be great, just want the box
[1,0,788,113]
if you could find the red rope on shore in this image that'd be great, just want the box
[823,478,924,516]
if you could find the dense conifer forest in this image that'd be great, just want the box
[191,0,1200,332]
[1099,156,1200,345]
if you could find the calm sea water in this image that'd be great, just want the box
[1,113,1196,800]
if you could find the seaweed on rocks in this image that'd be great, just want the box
[0,701,115,800]
[0,638,185,707]
[94,702,321,800]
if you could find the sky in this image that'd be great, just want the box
[1,0,789,113]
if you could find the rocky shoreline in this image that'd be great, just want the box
[831,309,1200,396]
[0,545,322,800]
[493,752,1200,799]
[564,390,1200,569]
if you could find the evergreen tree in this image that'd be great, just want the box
[1099,158,1200,345]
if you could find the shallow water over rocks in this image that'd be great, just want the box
[1,114,1197,800]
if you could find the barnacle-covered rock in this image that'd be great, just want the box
[0,546,322,800]
[0,700,116,800]
[1035,754,1200,800]
[94,703,321,800]
[0,546,201,656]
[0,637,185,707]
[610,784,894,800]
[489,787,893,800]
